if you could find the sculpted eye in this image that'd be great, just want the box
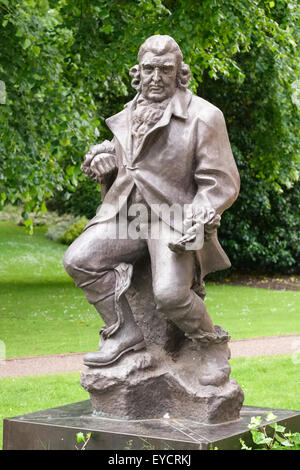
[143,65,154,73]
[162,66,174,74]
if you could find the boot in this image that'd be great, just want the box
[161,290,230,346]
[84,263,146,367]
[165,291,231,385]
[161,288,230,385]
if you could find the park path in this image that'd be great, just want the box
[0,334,299,378]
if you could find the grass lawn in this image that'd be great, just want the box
[0,221,299,358]
[205,284,300,340]
[0,372,88,449]
[230,355,300,410]
[0,222,102,357]
[0,354,299,449]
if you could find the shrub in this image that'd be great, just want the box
[240,413,300,450]
[0,204,23,225]
[0,204,77,230]
[60,217,89,245]
[45,217,78,243]
[47,177,101,220]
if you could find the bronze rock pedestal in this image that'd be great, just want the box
[80,258,244,424]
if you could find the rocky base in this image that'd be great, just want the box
[81,257,244,424]
[80,341,244,424]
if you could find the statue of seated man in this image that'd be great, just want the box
[63,35,240,368]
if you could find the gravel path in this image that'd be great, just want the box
[230,334,300,358]
[0,352,85,378]
[1,334,299,378]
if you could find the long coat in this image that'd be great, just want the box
[85,87,240,280]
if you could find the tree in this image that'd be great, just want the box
[0,0,299,270]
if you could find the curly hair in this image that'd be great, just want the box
[129,35,191,91]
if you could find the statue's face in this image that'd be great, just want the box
[140,51,178,102]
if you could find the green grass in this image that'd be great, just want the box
[0,372,88,449]
[230,355,300,410]
[0,355,299,449]
[206,284,300,340]
[0,222,102,357]
[0,221,299,358]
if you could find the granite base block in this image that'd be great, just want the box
[3,401,300,450]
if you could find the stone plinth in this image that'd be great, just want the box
[4,402,300,450]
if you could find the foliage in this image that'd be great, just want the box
[47,175,101,219]
[60,216,88,245]
[0,0,100,218]
[0,202,76,229]
[0,203,24,225]
[0,202,90,243]
[240,413,300,450]
[0,0,299,270]
[75,432,91,450]
[220,181,300,272]
[45,214,77,241]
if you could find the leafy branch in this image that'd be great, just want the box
[75,431,91,450]
[240,412,300,450]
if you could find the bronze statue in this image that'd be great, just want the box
[63,35,243,422]
[63,34,240,366]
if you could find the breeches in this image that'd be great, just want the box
[63,218,206,329]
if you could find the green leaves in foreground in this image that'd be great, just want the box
[75,432,91,450]
[240,413,300,450]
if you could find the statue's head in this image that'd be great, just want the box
[130,35,191,102]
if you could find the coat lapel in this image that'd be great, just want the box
[105,96,137,164]
[105,88,192,164]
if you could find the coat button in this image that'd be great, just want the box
[124,164,138,171]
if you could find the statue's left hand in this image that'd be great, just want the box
[203,213,221,240]
[81,140,116,181]
[168,206,221,253]
[187,206,221,241]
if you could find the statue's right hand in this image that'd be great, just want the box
[81,140,116,179]
[89,153,117,178]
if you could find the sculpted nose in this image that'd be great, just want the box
[153,68,161,83]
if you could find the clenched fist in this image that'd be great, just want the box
[81,140,117,182]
